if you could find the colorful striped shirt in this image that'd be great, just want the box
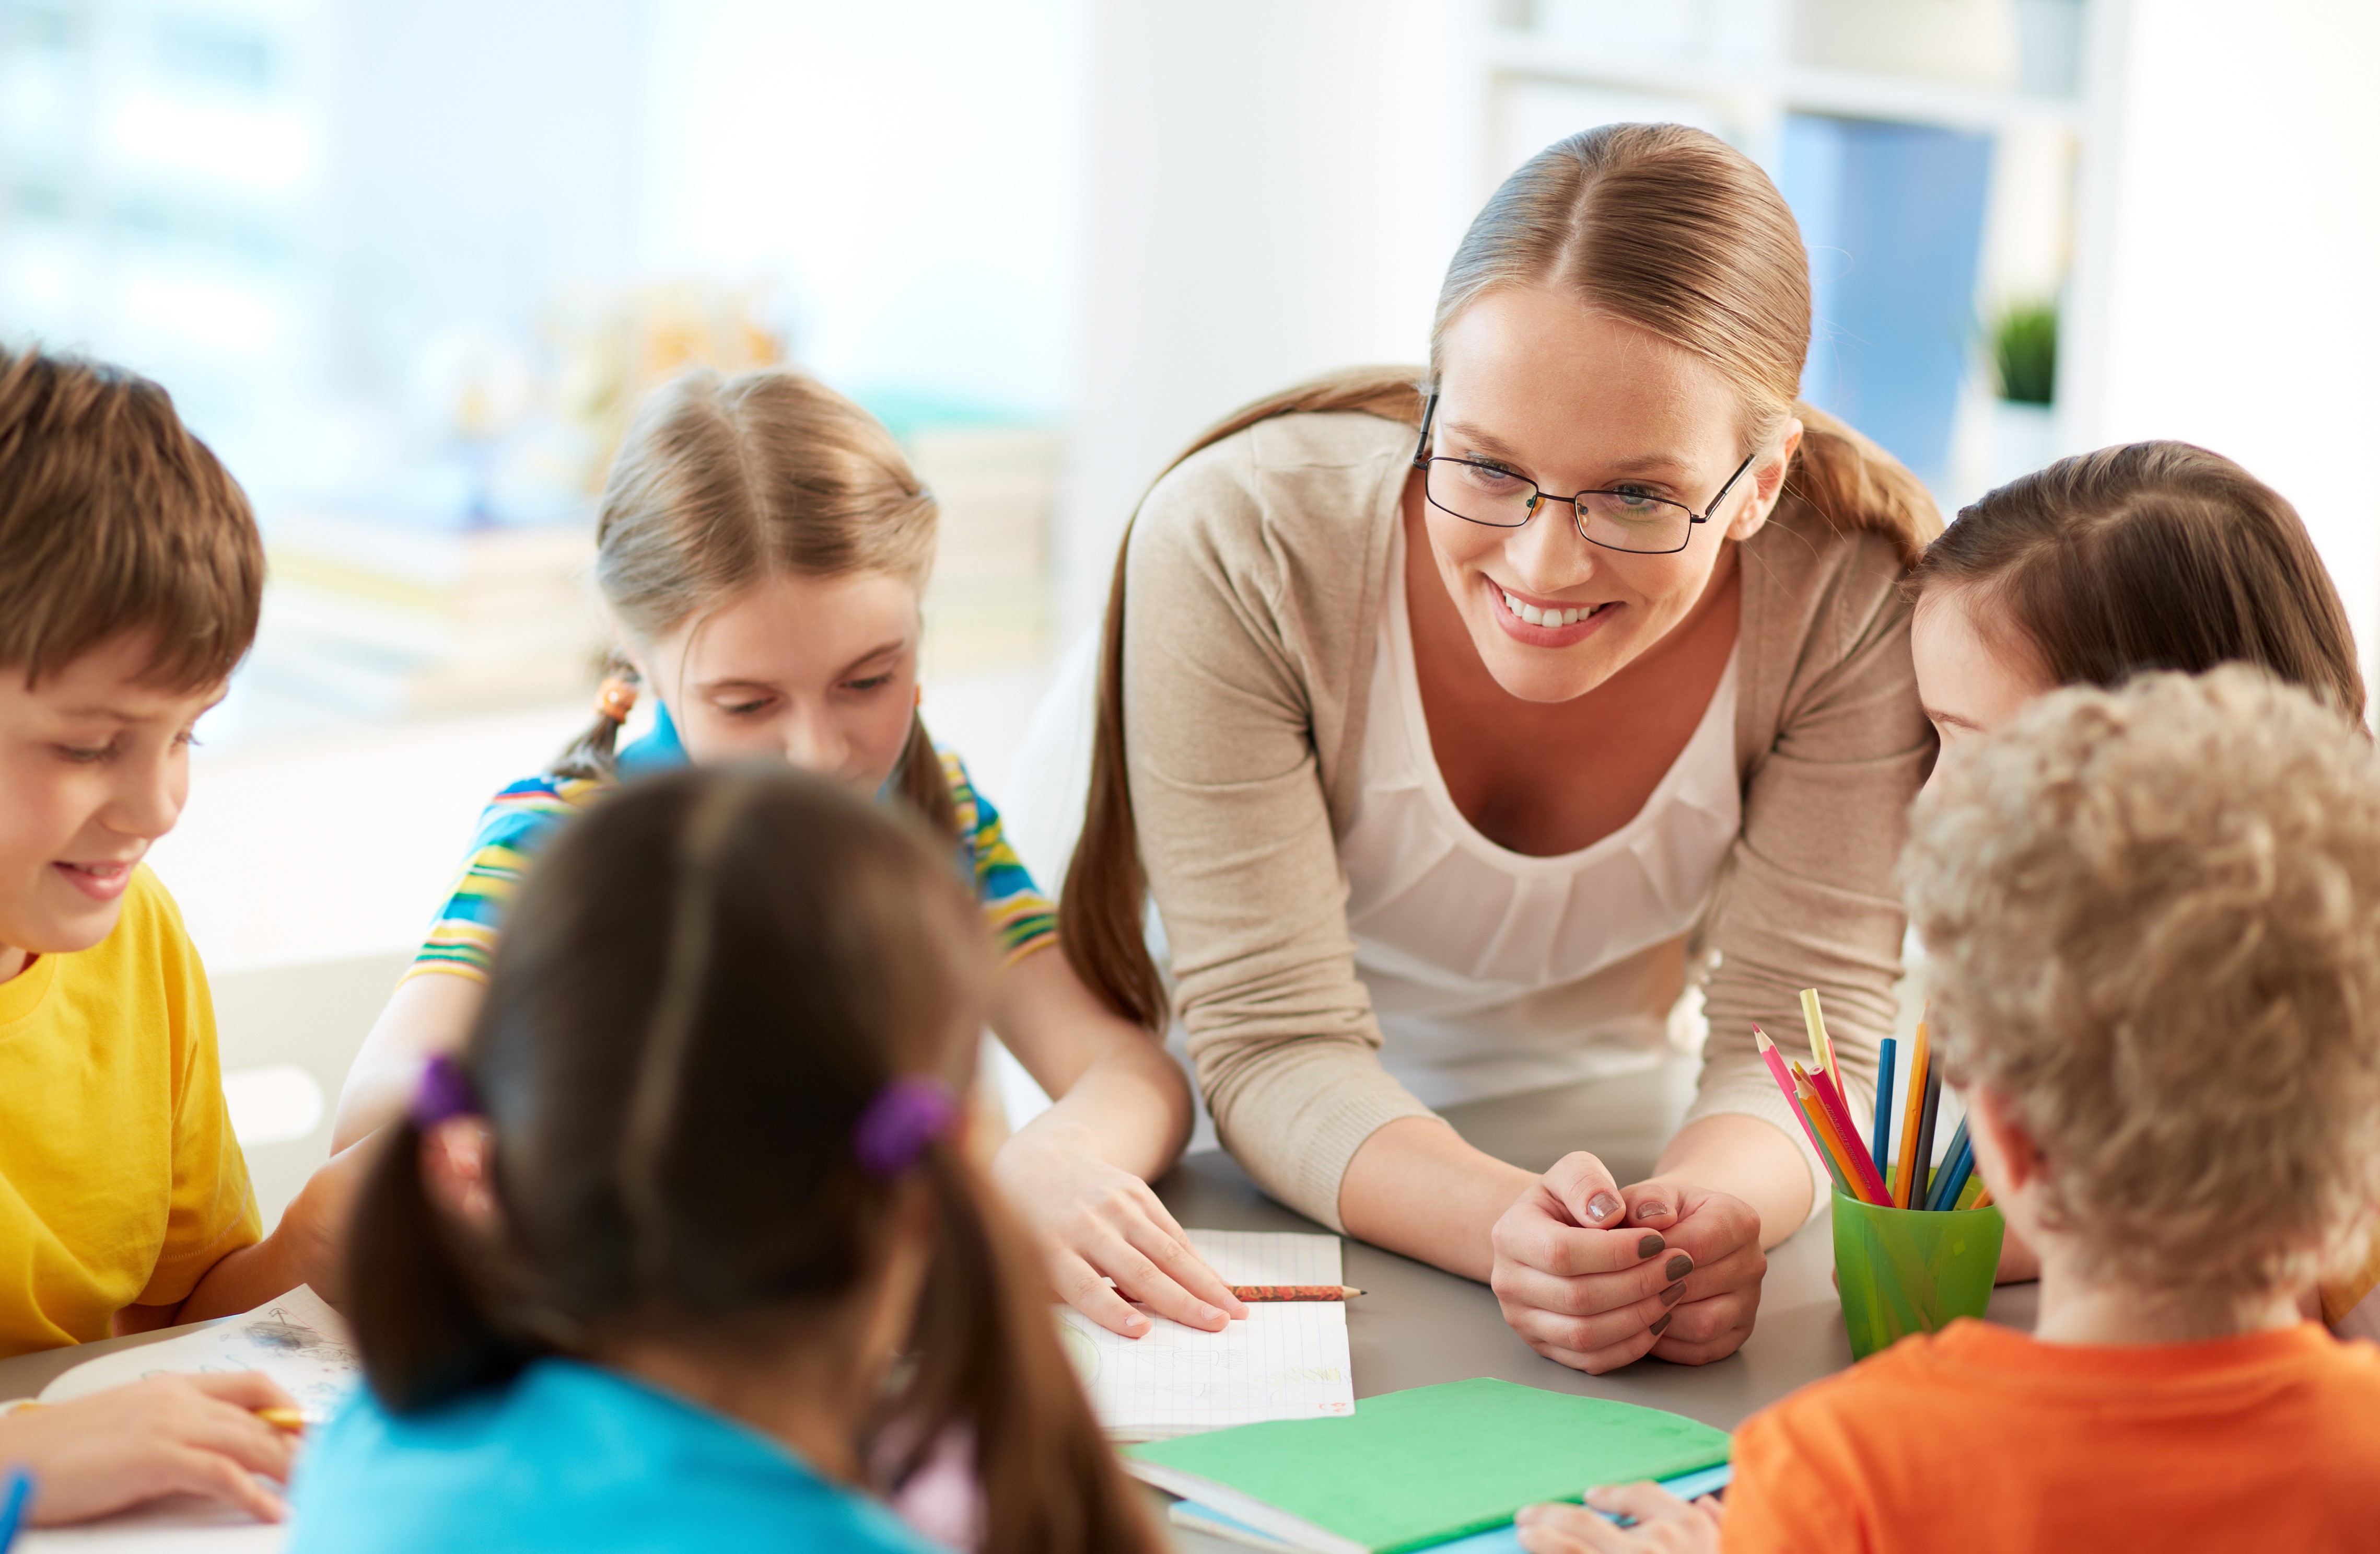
[407,708,1058,984]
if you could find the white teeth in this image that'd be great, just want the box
[1561,609,1580,626]
[1501,588,1602,630]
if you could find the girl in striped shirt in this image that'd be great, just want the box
[330,366,1239,1341]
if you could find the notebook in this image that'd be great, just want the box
[1167,1464,1735,1553]
[1124,1376,1732,1554]
[1056,1230,1354,1441]
[39,1284,359,1424]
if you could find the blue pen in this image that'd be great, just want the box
[0,1466,34,1551]
[1871,1036,1897,1182]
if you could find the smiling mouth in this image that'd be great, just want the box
[1495,586,1619,630]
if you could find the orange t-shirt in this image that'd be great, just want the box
[1724,1318,2380,1553]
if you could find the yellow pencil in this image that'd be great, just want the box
[1800,988,1842,1098]
[256,1407,307,1433]
[1893,1019,1932,1209]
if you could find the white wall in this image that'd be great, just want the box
[634,0,1087,418]
[2071,0,2380,677]
[1060,0,1468,636]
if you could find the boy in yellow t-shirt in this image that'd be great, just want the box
[0,348,352,1527]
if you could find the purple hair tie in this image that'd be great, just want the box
[412,1054,481,1128]
[853,1077,959,1177]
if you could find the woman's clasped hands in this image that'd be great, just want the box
[1490,1152,1765,1373]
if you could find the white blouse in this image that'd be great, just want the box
[1340,523,1742,1109]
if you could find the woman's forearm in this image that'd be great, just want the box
[1338,1117,1537,1281]
[1652,1112,1813,1248]
[1018,1040,1193,1182]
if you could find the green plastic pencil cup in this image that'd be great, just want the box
[1832,1190,2004,1360]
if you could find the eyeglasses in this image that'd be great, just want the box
[1409,391,1759,556]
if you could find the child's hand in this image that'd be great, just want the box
[0,1372,299,1526]
[990,1122,1247,1338]
[1515,1483,1724,1553]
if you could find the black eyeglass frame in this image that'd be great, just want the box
[1408,390,1760,557]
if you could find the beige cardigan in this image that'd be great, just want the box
[1120,411,1931,1230]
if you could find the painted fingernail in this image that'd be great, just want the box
[1661,1280,1687,1307]
[1651,1313,1673,1336]
[1635,1201,1670,1222]
[1665,1253,1693,1281]
[1637,1233,1665,1258]
[1585,1191,1623,1223]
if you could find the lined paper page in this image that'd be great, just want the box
[1057,1230,1355,1440]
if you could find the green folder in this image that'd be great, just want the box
[1122,1377,1732,1554]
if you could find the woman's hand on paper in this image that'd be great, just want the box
[991,1120,1247,1339]
[1616,1177,1764,1365]
[1490,1152,1710,1374]
[0,1372,299,1526]
[1514,1483,1724,1553]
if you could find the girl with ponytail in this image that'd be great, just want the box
[290,767,1161,1554]
[335,367,1236,1342]
[1061,122,1940,1375]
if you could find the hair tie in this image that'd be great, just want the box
[853,1077,959,1177]
[413,1054,481,1128]
[593,677,639,725]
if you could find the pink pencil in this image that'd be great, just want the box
[1804,1061,1896,1207]
[1754,1025,1835,1166]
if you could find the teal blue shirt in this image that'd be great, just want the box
[287,1358,939,1554]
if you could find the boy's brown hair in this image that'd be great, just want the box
[1904,667,2380,1308]
[0,347,263,690]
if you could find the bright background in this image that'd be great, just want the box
[3,0,2375,1212]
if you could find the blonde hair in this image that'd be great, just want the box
[1063,122,1942,1028]
[1903,667,2380,1308]
[551,367,955,837]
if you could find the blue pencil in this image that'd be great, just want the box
[1870,1036,1897,1183]
[0,1467,32,1552]
[1926,1117,1974,1212]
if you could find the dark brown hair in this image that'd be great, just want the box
[1910,440,2365,722]
[347,766,1158,1554]
[550,366,956,839]
[1061,123,1942,1028]
[0,347,263,690]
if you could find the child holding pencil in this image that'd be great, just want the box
[288,767,1161,1553]
[1516,668,2380,1552]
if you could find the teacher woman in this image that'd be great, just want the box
[1058,124,1939,1373]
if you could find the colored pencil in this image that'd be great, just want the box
[1800,988,1843,1097]
[1972,1183,1994,1210]
[1909,1064,1944,1211]
[1796,1092,1857,1197]
[1804,1061,1896,1207]
[1893,1020,1932,1209]
[1229,1286,1364,1302]
[1792,1061,1880,1205]
[0,1468,29,1554]
[1755,1025,1837,1170]
[257,1406,308,1432]
[1924,1115,1971,1211]
[1871,1036,1898,1181]
[1929,1122,1978,1214]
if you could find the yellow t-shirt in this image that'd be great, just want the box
[0,866,260,1355]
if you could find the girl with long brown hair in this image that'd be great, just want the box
[1061,122,1940,1373]
[289,767,1162,1554]
[332,367,1238,1342]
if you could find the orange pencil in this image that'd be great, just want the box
[1892,1019,1932,1209]
[1229,1285,1364,1302]
[1791,1061,1878,1205]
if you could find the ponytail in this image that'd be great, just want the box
[1059,368,1424,1030]
[891,1147,1162,1554]
[1783,402,1942,566]
[346,1115,544,1414]
[894,710,962,842]
[547,656,642,782]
